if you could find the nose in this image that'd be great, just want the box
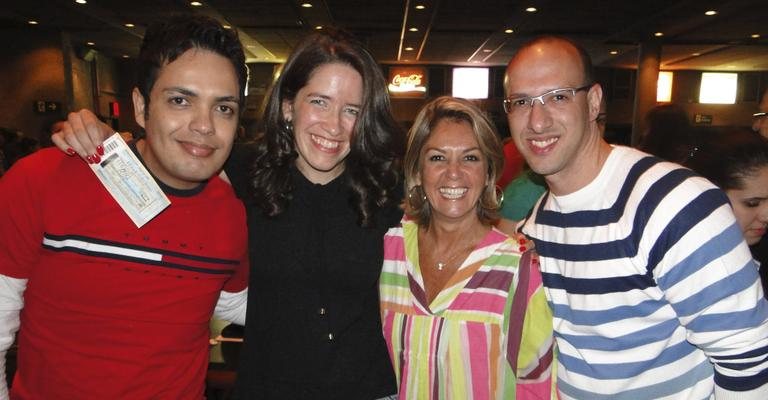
[446,159,461,179]
[190,106,214,136]
[527,100,553,133]
[759,205,768,224]
[322,109,341,136]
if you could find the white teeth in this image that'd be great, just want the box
[439,187,468,199]
[531,137,557,148]
[311,134,340,149]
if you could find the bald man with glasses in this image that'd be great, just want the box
[504,35,768,399]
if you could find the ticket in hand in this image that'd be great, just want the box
[89,133,170,227]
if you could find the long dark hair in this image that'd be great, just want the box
[251,28,403,227]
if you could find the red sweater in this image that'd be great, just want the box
[0,147,248,399]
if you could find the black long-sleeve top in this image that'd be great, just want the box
[225,145,401,399]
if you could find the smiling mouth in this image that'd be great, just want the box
[311,134,340,150]
[180,141,215,157]
[531,137,558,148]
[439,187,468,199]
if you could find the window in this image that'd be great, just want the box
[699,72,738,104]
[656,71,673,102]
[452,68,489,99]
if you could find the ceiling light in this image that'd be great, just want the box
[301,2,313,7]
[124,23,135,28]
[405,47,414,51]
[75,0,87,4]
[654,32,664,37]
[122,55,130,58]
[315,25,323,30]
[190,1,202,6]
[86,41,95,46]
[482,49,492,52]
[525,7,537,12]
[692,52,701,56]
[223,25,231,29]
[504,28,514,34]
[752,34,761,38]
[415,5,426,9]
[409,27,418,32]
[28,20,38,25]
[609,50,618,55]
[704,10,717,16]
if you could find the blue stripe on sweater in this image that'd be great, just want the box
[558,339,700,379]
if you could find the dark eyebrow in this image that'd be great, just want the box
[163,87,240,103]
[306,92,361,108]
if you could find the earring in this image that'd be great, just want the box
[495,185,505,208]
[408,185,427,202]
[284,119,293,134]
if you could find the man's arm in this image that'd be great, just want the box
[654,184,768,399]
[0,276,26,400]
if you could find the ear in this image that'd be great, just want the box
[281,98,294,123]
[132,87,147,129]
[587,83,603,123]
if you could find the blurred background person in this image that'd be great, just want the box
[638,103,694,163]
[380,96,554,399]
[683,127,768,296]
[754,88,768,139]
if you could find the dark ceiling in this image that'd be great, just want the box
[3,0,768,71]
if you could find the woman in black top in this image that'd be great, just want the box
[224,28,403,399]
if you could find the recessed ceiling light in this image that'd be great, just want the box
[223,25,231,29]
[409,27,419,32]
[752,34,761,38]
[654,32,664,37]
[504,28,514,34]
[609,50,618,55]
[415,4,425,9]
[405,47,414,51]
[75,0,87,4]
[301,2,313,7]
[315,25,323,30]
[122,55,130,58]
[704,10,717,16]
[692,52,701,56]
[482,49,492,53]
[28,20,38,25]
[190,1,202,6]
[525,7,537,12]
[124,23,135,28]
[86,41,95,46]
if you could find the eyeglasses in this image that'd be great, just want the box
[754,112,767,120]
[503,84,593,114]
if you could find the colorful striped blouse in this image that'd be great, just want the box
[380,219,556,399]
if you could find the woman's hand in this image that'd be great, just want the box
[51,109,114,163]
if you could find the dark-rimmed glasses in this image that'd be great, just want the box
[503,84,593,114]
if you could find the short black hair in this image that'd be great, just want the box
[136,15,247,111]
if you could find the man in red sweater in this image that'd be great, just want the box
[0,16,249,399]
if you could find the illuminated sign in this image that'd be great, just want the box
[388,67,427,97]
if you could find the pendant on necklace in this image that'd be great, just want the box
[437,262,446,271]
